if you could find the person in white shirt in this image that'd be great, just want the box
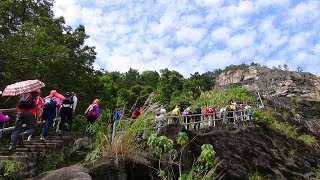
[58,92,77,135]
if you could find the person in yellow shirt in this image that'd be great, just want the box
[171,106,181,124]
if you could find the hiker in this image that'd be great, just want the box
[193,106,202,130]
[40,91,62,141]
[245,105,254,120]
[219,107,227,124]
[0,111,10,137]
[226,101,236,124]
[203,106,214,127]
[155,106,166,134]
[84,99,100,124]
[114,108,123,122]
[131,107,142,119]
[9,90,43,151]
[182,106,192,130]
[171,105,181,124]
[58,92,78,135]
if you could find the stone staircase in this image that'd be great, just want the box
[0,133,81,178]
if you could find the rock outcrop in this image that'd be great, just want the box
[32,166,91,180]
[215,66,320,100]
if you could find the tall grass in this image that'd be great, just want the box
[193,87,254,108]
[84,97,159,164]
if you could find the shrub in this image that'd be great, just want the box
[193,87,254,108]
[249,172,264,180]
[198,144,215,168]
[271,121,298,138]
[298,134,317,145]
[0,161,22,179]
[252,110,276,125]
[177,132,189,145]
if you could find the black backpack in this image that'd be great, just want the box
[62,92,74,105]
[18,93,36,109]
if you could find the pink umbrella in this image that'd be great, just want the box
[2,80,45,96]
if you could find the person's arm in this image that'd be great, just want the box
[73,96,78,113]
[36,97,43,123]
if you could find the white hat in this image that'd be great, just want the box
[0,91,2,95]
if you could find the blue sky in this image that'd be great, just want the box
[53,0,320,76]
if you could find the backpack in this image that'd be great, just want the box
[62,92,74,105]
[44,97,57,110]
[18,93,36,109]
[85,104,96,117]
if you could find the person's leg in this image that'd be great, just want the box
[59,107,67,132]
[24,112,35,138]
[41,111,55,138]
[10,112,24,150]
[66,108,73,131]
[186,117,190,130]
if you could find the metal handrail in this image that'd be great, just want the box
[111,110,254,143]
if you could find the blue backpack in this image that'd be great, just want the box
[44,97,57,111]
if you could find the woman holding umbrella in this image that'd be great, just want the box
[2,80,45,151]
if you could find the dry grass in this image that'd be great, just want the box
[102,132,137,158]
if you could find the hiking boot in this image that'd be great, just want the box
[8,146,16,152]
[40,136,46,141]
[57,130,62,136]
[27,135,32,142]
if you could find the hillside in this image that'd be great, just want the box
[28,66,320,180]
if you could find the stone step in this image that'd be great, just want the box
[0,155,28,161]
[32,135,73,140]
[0,151,38,156]
[24,139,63,144]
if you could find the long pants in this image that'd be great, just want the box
[41,110,56,137]
[59,107,73,132]
[156,121,163,134]
[184,116,190,129]
[194,116,201,130]
[11,112,35,148]
[172,116,179,124]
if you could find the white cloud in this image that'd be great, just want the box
[289,1,320,23]
[227,31,256,50]
[211,27,232,42]
[313,44,320,55]
[176,27,206,44]
[52,0,320,77]
[200,50,235,70]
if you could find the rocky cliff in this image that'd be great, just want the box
[215,66,320,100]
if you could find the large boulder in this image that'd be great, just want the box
[32,166,91,180]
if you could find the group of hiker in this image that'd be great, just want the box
[0,89,101,152]
[155,100,254,133]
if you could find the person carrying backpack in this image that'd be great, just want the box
[58,92,78,135]
[9,90,43,151]
[193,106,202,130]
[182,106,192,130]
[40,93,61,141]
[84,99,100,124]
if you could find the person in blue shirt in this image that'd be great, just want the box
[114,108,123,121]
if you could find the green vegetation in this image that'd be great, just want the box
[0,161,23,179]
[177,132,189,146]
[193,87,254,108]
[249,172,264,180]
[298,134,317,145]
[253,109,317,146]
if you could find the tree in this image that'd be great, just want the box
[297,66,303,72]
[283,64,289,71]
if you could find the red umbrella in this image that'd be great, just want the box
[2,80,45,96]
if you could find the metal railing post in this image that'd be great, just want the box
[111,121,118,144]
